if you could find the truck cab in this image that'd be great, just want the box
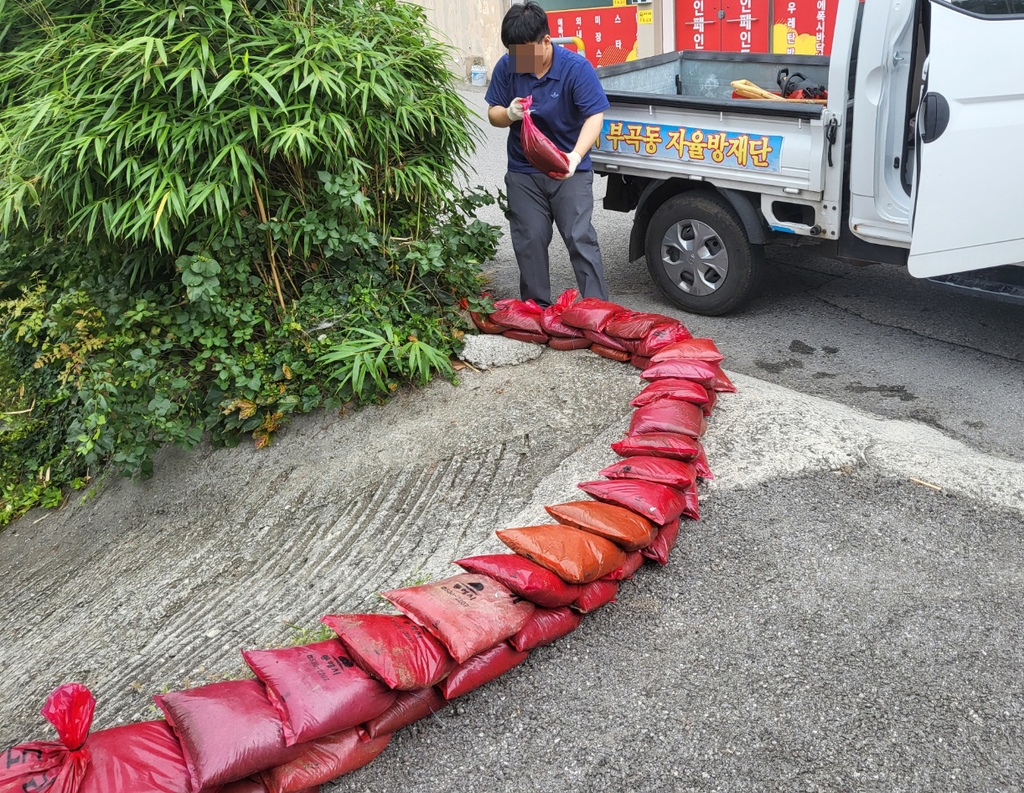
[592,0,1024,315]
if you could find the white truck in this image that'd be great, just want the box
[590,0,1024,314]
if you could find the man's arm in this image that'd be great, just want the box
[571,112,604,158]
[488,104,516,129]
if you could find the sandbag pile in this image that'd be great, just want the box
[2,292,731,793]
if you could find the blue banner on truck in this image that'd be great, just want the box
[595,120,783,173]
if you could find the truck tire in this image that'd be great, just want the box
[644,191,764,316]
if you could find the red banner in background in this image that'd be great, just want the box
[547,6,639,68]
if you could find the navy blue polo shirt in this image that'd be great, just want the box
[486,45,610,174]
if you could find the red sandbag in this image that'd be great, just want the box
[600,456,696,489]
[540,289,585,338]
[650,337,725,363]
[612,432,702,462]
[583,329,629,352]
[705,388,719,415]
[548,336,592,351]
[454,554,583,608]
[520,95,570,178]
[631,379,712,410]
[682,482,700,521]
[641,360,737,392]
[578,479,692,525]
[321,614,456,690]
[470,311,503,334]
[633,324,694,358]
[628,400,707,439]
[490,298,545,334]
[260,730,390,793]
[605,550,645,581]
[382,574,535,664]
[0,684,94,793]
[544,500,657,552]
[573,579,619,613]
[560,297,627,332]
[154,679,308,792]
[242,640,397,746]
[503,329,549,344]
[694,444,713,479]
[642,519,681,565]
[438,642,529,700]
[496,524,628,584]
[591,344,632,362]
[80,720,194,793]
[603,311,679,340]
[509,607,583,652]
[630,355,653,370]
[357,688,448,741]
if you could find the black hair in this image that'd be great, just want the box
[500,1,550,47]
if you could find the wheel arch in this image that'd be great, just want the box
[629,180,769,262]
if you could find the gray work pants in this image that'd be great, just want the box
[504,170,608,308]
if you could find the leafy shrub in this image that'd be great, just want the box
[0,0,500,526]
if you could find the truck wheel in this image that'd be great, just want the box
[644,192,764,316]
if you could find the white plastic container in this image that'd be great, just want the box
[470,64,486,87]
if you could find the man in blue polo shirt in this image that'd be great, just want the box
[485,1,611,307]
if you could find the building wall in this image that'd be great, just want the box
[413,0,512,80]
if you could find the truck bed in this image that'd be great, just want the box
[593,52,833,198]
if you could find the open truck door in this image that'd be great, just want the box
[908,0,1024,279]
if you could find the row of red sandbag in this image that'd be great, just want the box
[3,296,731,793]
[471,292,736,384]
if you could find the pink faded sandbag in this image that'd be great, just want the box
[454,554,583,608]
[242,640,397,745]
[630,379,713,411]
[382,574,535,664]
[578,479,694,525]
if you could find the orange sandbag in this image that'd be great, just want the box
[641,360,737,392]
[630,379,712,410]
[579,479,694,525]
[599,456,696,489]
[603,311,678,340]
[642,520,681,565]
[560,298,627,332]
[628,400,707,438]
[605,551,645,581]
[437,642,529,700]
[633,324,693,358]
[509,607,583,651]
[470,311,503,334]
[496,524,628,584]
[357,688,448,741]
[382,574,535,664]
[548,337,592,351]
[572,579,619,613]
[503,329,549,344]
[650,337,725,363]
[321,614,456,690]
[611,432,702,462]
[544,500,657,552]
[260,730,390,793]
[591,344,632,362]
[490,298,544,334]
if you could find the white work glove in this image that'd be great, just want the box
[507,97,526,122]
[562,151,582,179]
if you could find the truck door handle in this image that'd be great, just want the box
[920,92,950,143]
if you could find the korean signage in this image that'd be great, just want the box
[676,0,770,53]
[771,0,837,55]
[546,6,639,67]
[596,119,784,173]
